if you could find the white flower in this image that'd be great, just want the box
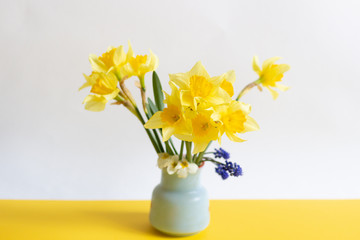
[157,153,172,169]
[166,155,181,175]
[177,160,199,178]
[157,154,199,178]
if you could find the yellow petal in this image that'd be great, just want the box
[144,112,164,129]
[83,95,107,112]
[174,133,193,142]
[206,89,231,105]
[79,73,97,91]
[169,74,189,90]
[114,45,126,66]
[167,81,180,105]
[107,46,115,52]
[211,111,222,124]
[138,52,158,76]
[103,88,120,101]
[243,116,260,132]
[217,134,223,146]
[148,50,159,70]
[122,63,133,78]
[163,90,170,105]
[224,70,236,84]
[277,64,291,74]
[226,131,246,142]
[276,83,290,91]
[236,101,251,114]
[266,86,279,100]
[183,106,197,119]
[208,75,223,86]
[220,81,234,97]
[252,56,262,75]
[89,54,107,73]
[180,90,194,107]
[262,56,281,70]
[126,40,134,62]
[174,116,193,135]
[162,126,175,142]
[79,82,92,91]
[192,140,209,154]
[90,72,118,95]
[188,61,210,79]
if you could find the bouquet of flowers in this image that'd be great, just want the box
[79,42,290,180]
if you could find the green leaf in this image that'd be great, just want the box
[147,98,158,115]
[152,71,164,111]
[145,103,153,119]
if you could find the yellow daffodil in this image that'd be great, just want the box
[81,72,120,112]
[212,100,259,142]
[144,82,192,142]
[220,70,236,97]
[191,109,220,154]
[88,42,133,80]
[79,72,99,91]
[252,56,290,99]
[169,61,232,114]
[122,42,159,82]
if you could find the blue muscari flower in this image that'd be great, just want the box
[214,148,230,160]
[215,160,243,180]
[230,161,243,177]
[215,164,229,180]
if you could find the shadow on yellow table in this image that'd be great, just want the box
[0,200,359,240]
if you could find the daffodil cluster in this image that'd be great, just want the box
[145,61,259,154]
[80,42,290,178]
[79,42,158,112]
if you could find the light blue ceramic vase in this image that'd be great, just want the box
[149,169,210,236]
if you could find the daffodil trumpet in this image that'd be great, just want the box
[80,42,290,178]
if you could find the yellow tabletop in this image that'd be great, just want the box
[0,200,359,240]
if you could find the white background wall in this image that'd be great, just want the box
[1,0,359,200]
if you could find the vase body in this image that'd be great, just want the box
[149,169,210,236]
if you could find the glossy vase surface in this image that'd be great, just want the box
[149,169,210,236]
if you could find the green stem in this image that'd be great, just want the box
[135,107,160,153]
[165,141,174,155]
[203,157,223,165]
[196,142,212,164]
[193,153,198,163]
[185,142,192,162]
[235,79,260,101]
[115,74,159,154]
[115,95,125,102]
[152,129,165,153]
[145,110,164,152]
[168,138,178,155]
[139,75,146,91]
[179,141,184,160]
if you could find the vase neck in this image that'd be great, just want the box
[160,169,202,191]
